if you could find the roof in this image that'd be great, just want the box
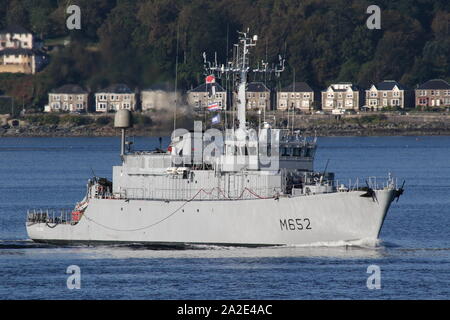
[0,48,34,56]
[325,83,359,92]
[0,25,31,35]
[371,80,407,91]
[143,82,175,92]
[50,84,87,94]
[98,84,133,94]
[189,83,226,92]
[280,82,313,92]
[247,82,269,92]
[417,79,450,90]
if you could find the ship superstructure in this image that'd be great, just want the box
[26,31,403,246]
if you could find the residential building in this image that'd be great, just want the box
[321,83,362,112]
[95,84,136,113]
[415,79,450,108]
[365,80,409,110]
[0,25,34,50]
[277,82,315,112]
[239,82,271,110]
[187,83,227,110]
[46,84,89,113]
[0,25,47,74]
[141,83,182,111]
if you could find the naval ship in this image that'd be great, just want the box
[26,31,404,247]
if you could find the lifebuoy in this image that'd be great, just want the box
[72,211,82,222]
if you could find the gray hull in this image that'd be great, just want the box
[26,189,395,246]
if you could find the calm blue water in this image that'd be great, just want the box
[0,136,448,300]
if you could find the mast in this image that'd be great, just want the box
[203,29,285,131]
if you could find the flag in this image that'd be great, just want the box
[206,75,216,84]
[207,102,221,111]
[211,113,221,125]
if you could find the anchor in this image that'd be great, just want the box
[394,180,405,202]
[360,180,378,203]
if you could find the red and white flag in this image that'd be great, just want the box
[205,75,216,84]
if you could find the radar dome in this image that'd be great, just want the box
[114,109,132,128]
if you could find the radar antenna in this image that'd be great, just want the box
[203,30,285,130]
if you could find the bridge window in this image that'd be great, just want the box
[282,147,291,156]
[293,148,302,156]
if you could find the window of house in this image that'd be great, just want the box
[431,90,434,96]
[370,92,377,97]
[303,93,310,98]
[393,91,400,97]
[346,93,353,98]
[383,99,388,106]
[327,93,334,98]
[392,99,400,106]
[383,92,387,97]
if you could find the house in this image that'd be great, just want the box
[0,25,34,50]
[365,80,409,110]
[141,83,181,111]
[46,84,89,113]
[415,79,450,108]
[277,82,315,112]
[321,83,362,112]
[187,83,227,110]
[0,25,47,74]
[240,82,271,110]
[95,84,136,113]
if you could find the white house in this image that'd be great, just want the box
[95,84,136,113]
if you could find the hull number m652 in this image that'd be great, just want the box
[280,218,312,231]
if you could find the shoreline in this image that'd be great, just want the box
[2,112,450,138]
[2,128,450,138]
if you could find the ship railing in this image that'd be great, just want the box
[290,176,397,196]
[26,209,76,225]
[333,176,397,192]
[119,187,283,201]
